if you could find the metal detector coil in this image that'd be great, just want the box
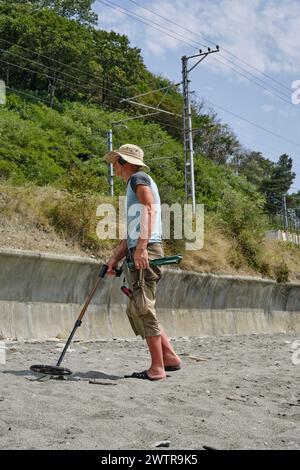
[30,365,72,376]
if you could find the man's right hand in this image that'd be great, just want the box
[106,257,118,276]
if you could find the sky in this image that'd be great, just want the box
[92,0,300,193]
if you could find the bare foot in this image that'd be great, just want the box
[147,367,167,380]
[163,355,181,369]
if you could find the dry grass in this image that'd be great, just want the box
[262,239,300,283]
[0,183,114,259]
[181,215,258,276]
[1,182,300,282]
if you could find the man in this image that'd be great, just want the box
[104,144,181,381]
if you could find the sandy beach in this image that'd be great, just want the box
[0,332,299,450]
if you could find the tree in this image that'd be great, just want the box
[236,150,273,187]
[0,4,150,106]
[288,191,300,219]
[92,29,147,105]
[192,103,240,166]
[0,4,102,101]
[9,1,98,26]
[261,154,295,214]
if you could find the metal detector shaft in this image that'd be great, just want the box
[55,264,108,368]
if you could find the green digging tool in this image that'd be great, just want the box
[120,255,183,298]
[127,254,183,270]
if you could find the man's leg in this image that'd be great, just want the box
[146,335,166,380]
[160,329,181,368]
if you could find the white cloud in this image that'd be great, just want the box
[94,0,300,76]
[95,2,140,44]
[262,104,275,113]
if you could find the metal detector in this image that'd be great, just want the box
[30,254,182,381]
[30,264,121,380]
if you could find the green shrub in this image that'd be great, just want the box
[216,188,268,270]
[273,262,290,283]
[0,160,17,179]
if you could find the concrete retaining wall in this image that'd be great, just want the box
[0,248,300,340]
[265,230,300,244]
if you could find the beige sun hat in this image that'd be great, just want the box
[103,143,150,171]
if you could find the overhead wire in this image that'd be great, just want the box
[97,0,300,113]
[1,59,184,133]
[5,1,299,149]
[198,95,300,150]
[128,0,292,94]
[0,37,138,92]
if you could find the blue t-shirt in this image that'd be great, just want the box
[125,172,162,250]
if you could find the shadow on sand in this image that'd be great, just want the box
[1,369,123,381]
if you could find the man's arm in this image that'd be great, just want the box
[106,238,128,275]
[134,185,157,270]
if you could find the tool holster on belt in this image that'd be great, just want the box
[122,256,133,291]
[121,249,146,292]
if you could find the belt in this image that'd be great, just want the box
[128,242,161,253]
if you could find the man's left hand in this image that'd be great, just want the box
[134,247,149,270]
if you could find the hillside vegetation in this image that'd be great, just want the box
[1,1,300,282]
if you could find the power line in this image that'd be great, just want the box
[128,0,292,94]
[104,0,298,112]
[0,54,133,103]
[3,73,184,134]
[0,46,102,90]
[0,57,127,112]
[212,56,298,112]
[0,53,184,130]
[5,85,51,105]
[215,54,292,101]
[0,57,94,95]
[96,0,199,51]
[201,96,300,150]
[7,3,294,140]
[121,82,182,102]
[0,37,137,92]
[96,2,300,187]
[98,0,300,166]
[5,12,294,115]
[148,154,182,161]
[142,141,167,148]
[100,101,184,133]
[3,87,182,154]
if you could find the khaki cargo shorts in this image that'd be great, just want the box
[126,243,164,339]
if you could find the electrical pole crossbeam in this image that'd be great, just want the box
[120,82,182,103]
[124,100,182,117]
[182,47,219,214]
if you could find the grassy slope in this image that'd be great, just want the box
[1,183,300,282]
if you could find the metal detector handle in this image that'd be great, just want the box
[99,264,122,278]
[99,264,109,278]
[113,266,122,277]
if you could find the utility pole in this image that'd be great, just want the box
[106,108,173,197]
[182,46,219,214]
[282,194,288,231]
[0,79,5,106]
[107,128,114,197]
